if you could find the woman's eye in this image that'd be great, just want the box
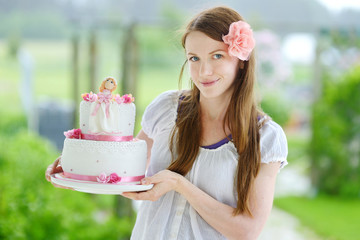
[214,54,222,59]
[189,56,199,62]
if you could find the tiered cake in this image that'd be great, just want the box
[60,77,147,184]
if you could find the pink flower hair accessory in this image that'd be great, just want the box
[64,129,82,139]
[222,20,255,61]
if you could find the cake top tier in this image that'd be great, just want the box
[64,77,136,141]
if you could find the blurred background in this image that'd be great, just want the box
[0,0,359,239]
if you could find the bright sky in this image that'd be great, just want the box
[317,0,360,12]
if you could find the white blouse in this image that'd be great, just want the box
[131,90,288,240]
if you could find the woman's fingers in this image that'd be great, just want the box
[140,170,170,185]
[45,156,63,181]
[122,188,160,201]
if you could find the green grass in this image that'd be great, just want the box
[274,196,360,240]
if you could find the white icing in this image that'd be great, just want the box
[61,138,147,177]
[63,97,146,181]
[80,101,135,136]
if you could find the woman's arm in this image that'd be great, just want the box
[122,162,280,240]
[178,162,280,239]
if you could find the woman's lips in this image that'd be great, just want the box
[200,79,220,87]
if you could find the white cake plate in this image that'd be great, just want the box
[51,173,153,195]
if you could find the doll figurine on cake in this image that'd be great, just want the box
[89,77,120,135]
[80,77,136,142]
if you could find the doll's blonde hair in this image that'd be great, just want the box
[99,77,117,92]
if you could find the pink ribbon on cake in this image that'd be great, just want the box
[91,92,112,118]
[64,172,145,183]
[81,133,133,142]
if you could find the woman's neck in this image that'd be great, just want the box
[199,94,232,121]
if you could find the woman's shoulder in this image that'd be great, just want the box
[141,90,183,138]
[259,116,288,167]
[149,90,182,106]
[259,117,285,136]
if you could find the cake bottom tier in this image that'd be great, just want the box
[61,138,147,183]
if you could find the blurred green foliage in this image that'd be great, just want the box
[275,195,360,240]
[310,66,360,197]
[6,33,21,58]
[0,113,135,240]
[261,93,291,127]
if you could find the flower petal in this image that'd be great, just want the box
[222,20,255,61]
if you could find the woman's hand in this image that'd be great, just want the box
[45,156,73,190]
[122,170,184,201]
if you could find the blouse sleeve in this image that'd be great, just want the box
[259,119,288,169]
[141,90,179,139]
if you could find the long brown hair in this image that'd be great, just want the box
[168,6,265,216]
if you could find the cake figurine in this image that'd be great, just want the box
[88,77,123,136]
[59,77,147,187]
[80,77,135,141]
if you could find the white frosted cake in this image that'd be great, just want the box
[60,77,147,184]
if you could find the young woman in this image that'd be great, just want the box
[46,6,287,240]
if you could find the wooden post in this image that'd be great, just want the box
[115,22,139,219]
[72,32,79,128]
[121,23,139,95]
[89,29,97,92]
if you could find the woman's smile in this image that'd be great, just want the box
[200,78,220,87]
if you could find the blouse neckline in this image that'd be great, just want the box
[201,134,232,150]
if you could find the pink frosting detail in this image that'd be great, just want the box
[122,94,134,103]
[81,133,133,142]
[222,21,255,61]
[92,92,113,118]
[63,172,144,184]
[97,172,109,183]
[114,94,123,104]
[114,94,135,104]
[64,129,82,139]
[108,173,121,183]
[82,92,98,102]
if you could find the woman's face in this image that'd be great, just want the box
[185,31,241,100]
[104,78,115,90]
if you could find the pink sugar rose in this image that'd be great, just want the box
[122,94,135,104]
[114,94,124,104]
[97,173,109,183]
[64,129,82,139]
[81,92,98,102]
[114,94,135,104]
[108,173,122,183]
[222,21,255,61]
[97,173,121,183]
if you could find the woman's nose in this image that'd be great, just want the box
[199,60,213,76]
